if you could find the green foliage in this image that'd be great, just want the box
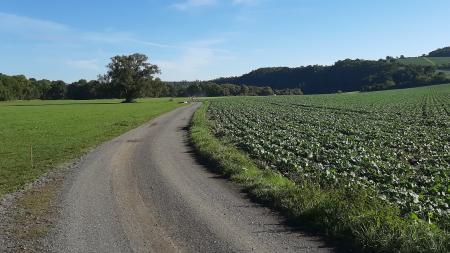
[398,57,450,67]
[166,81,276,97]
[0,74,71,101]
[0,74,41,101]
[0,98,183,196]
[213,59,449,93]
[102,53,160,103]
[428,47,450,57]
[42,80,67,100]
[190,99,450,252]
[208,84,450,229]
[0,73,277,102]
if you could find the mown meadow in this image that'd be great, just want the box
[398,57,450,66]
[192,84,450,252]
[0,98,184,196]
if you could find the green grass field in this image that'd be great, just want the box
[398,57,450,67]
[0,98,184,197]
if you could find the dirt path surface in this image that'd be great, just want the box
[50,103,334,253]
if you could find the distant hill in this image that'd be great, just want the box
[213,59,448,94]
[428,46,450,57]
[397,47,450,80]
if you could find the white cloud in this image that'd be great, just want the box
[81,31,174,48]
[0,12,236,81]
[156,38,234,80]
[66,59,101,71]
[171,0,259,10]
[0,12,69,40]
[0,12,172,49]
[0,12,68,32]
[232,0,259,5]
[172,0,217,10]
[184,38,226,47]
[170,0,261,13]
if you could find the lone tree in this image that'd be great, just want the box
[102,53,160,103]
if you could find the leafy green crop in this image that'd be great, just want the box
[207,84,450,229]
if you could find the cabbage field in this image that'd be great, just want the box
[207,84,450,227]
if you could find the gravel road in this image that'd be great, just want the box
[50,103,334,253]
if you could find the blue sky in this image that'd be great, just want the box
[0,0,449,82]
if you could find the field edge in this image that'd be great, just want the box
[189,102,449,253]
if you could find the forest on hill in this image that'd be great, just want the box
[213,59,449,93]
[428,46,450,57]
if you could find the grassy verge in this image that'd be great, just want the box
[190,102,449,253]
[0,165,66,252]
[0,98,184,197]
[11,178,62,248]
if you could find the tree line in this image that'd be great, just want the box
[0,74,286,101]
[0,74,67,101]
[213,59,449,93]
[1,53,302,101]
[2,54,449,101]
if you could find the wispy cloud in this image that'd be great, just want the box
[66,59,101,71]
[0,12,69,41]
[156,38,234,80]
[0,12,236,81]
[81,31,174,48]
[232,0,259,5]
[0,12,174,49]
[171,0,259,10]
[172,0,217,10]
[0,12,68,32]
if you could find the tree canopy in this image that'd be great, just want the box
[213,59,448,93]
[1,53,449,102]
[428,46,450,57]
[0,74,276,101]
[101,53,160,103]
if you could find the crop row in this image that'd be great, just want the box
[207,85,450,228]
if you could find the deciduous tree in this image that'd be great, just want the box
[102,53,160,103]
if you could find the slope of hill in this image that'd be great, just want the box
[428,46,450,57]
[214,59,448,94]
[398,57,450,67]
